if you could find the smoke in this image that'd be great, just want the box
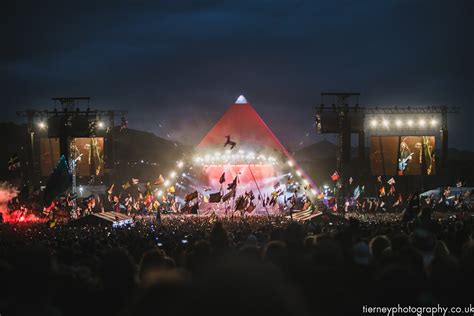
[0,182,18,216]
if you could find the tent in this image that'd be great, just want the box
[195,95,316,195]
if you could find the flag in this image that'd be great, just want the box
[167,186,175,194]
[353,186,361,199]
[222,188,236,202]
[219,172,226,184]
[245,202,256,213]
[379,186,385,197]
[331,171,339,181]
[107,184,115,195]
[144,182,153,196]
[185,190,198,203]
[209,192,222,203]
[235,195,247,210]
[387,178,396,185]
[43,155,72,205]
[154,175,165,185]
[122,181,131,190]
[227,176,238,190]
[8,154,20,171]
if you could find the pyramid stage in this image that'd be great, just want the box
[169,96,318,216]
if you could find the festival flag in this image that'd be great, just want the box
[185,190,198,203]
[379,186,386,197]
[235,195,247,210]
[43,155,72,205]
[245,202,256,213]
[222,188,236,202]
[154,175,165,185]
[219,172,226,184]
[8,154,20,171]
[388,184,396,196]
[144,182,153,196]
[353,186,361,199]
[227,176,238,190]
[107,184,115,195]
[209,191,222,203]
[331,171,340,182]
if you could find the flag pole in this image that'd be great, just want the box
[246,162,269,217]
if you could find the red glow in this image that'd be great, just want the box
[3,210,46,224]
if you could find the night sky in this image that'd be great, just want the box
[2,0,473,150]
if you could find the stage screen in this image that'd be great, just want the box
[370,136,436,176]
[72,137,105,176]
[40,138,60,176]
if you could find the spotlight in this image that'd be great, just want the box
[287,160,294,167]
[296,170,302,177]
[395,119,402,127]
[97,121,105,129]
[370,119,378,127]
[157,190,163,197]
[170,171,177,178]
[430,119,437,127]
[38,121,46,129]
[407,119,414,127]
[163,180,170,186]
[382,119,389,127]
[177,161,184,168]
[418,118,426,127]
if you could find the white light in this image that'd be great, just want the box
[157,190,163,197]
[79,186,83,192]
[323,184,329,189]
[395,119,402,127]
[97,121,105,129]
[430,119,437,126]
[370,119,378,127]
[287,160,294,167]
[296,170,302,177]
[38,121,46,129]
[177,161,184,168]
[311,189,317,195]
[418,118,426,127]
[407,119,414,127]
[163,180,170,186]
[303,179,309,185]
[170,171,177,178]
[382,119,389,128]
[182,173,186,177]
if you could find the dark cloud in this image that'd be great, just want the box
[1,0,473,149]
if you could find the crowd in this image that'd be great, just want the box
[1,202,473,316]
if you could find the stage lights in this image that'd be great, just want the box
[169,171,177,178]
[97,121,105,129]
[38,121,47,129]
[368,116,440,130]
[177,161,184,168]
